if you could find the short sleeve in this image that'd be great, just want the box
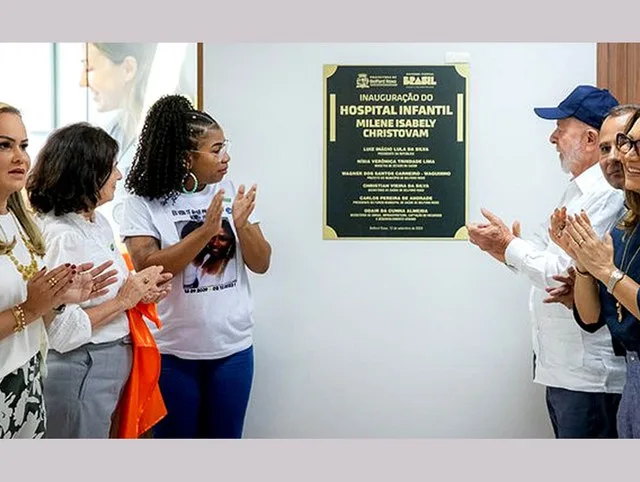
[572,301,605,334]
[120,195,162,241]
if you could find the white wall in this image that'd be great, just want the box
[204,43,597,438]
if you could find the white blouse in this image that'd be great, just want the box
[41,211,131,353]
[0,212,47,381]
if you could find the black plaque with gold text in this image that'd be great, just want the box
[323,65,468,239]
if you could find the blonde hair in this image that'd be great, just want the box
[0,103,46,256]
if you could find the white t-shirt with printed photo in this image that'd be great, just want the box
[120,179,257,360]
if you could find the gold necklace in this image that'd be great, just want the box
[0,213,41,281]
[616,223,640,322]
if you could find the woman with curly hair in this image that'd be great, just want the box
[122,94,271,438]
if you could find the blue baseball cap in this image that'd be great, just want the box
[534,85,619,130]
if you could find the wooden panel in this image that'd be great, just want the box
[630,44,640,103]
[597,43,609,88]
[597,43,640,104]
[197,43,204,110]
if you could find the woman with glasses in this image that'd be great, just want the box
[121,94,271,438]
[550,107,640,437]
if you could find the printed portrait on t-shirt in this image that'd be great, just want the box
[176,216,239,293]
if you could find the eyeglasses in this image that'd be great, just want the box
[616,133,640,156]
[190,139,231,157]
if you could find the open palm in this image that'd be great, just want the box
[232,184,257,230]
[59,261,119,305]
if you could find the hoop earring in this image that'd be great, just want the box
[181,171,199,194]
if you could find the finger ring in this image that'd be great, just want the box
[48,277,57,287]
[578,240,585,247]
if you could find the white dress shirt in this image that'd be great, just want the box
[505,162,627,393]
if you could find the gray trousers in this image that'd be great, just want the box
[43,337,133,438]
[618,352,640,438]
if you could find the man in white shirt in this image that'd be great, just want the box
[467,85,626,438]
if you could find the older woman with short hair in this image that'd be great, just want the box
[27,122,171,438]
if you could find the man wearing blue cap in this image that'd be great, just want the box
[467,85,627,438]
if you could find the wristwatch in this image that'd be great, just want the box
[606,269,625,294]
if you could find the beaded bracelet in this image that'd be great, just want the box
[11,304,27,333]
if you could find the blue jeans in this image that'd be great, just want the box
[617,352,640,438]
[545,386,620,438]
[152,346,254,439]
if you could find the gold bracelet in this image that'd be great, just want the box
[11,304,27,333]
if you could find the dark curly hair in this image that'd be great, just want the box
[126,94,219,204]
[27,122,119,216]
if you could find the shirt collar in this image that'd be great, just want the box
[571,162,604,195]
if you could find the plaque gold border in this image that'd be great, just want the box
[322,64,469,241]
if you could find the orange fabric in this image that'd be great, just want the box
[116,250,167,438]
[122,251,134,271]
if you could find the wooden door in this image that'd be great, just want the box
[597,43,640,104]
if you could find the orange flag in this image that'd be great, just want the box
[116,252,167,438]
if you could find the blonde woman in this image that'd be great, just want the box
[0,103,101,438]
